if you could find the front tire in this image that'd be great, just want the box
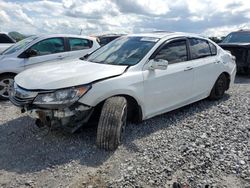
[96,96,127,151]
[0,74,15,100]
[209,74,227,100]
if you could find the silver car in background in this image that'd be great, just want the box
[0,34,100,99]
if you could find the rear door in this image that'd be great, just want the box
[66,38,95,59]
[188,38,221,97]
[143,38,195,117]
[23,37,68,69]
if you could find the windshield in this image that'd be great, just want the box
[87,36,158,66]
[1,36,38,55]
[222,32,250,43]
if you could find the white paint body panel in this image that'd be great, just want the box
[14,32,236,120]
[15,60,127,90]
[142,61,195,118]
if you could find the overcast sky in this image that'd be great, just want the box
[0,0,250,37]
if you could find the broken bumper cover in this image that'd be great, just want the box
[27,103,93,132]
[9,86,93,132]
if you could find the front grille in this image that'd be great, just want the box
[9,83,37,107]
[9,95,34,107]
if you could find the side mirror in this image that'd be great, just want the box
[25,49,38,58]
[148,59,168,70]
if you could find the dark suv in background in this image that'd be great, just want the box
[94,34,124,46]
[219,30,250,74]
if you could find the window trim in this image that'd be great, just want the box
[149,37,190,64]
[208,42,217,56]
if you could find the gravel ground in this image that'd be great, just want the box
[0,76,249,188]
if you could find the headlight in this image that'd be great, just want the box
[33,85,91,107]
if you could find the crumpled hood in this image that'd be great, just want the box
[15,60,127,90]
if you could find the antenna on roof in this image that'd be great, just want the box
[79,29,83,35]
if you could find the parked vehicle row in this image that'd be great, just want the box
[0,32,15,53]
[9,32,236,150]
[0,34,100,99]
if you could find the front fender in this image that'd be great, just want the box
[78,71,146,117]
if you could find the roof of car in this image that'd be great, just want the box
[95,34,125,37]
[232,29,250,33]
[128,31,205,39]
[36,34,97,41]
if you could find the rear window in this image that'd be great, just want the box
[0,34,14,43]
[189,38,211,59]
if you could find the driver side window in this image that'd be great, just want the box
[154,40,188,64]
[30,38,65,56]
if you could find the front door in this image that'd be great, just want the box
[143,39,195,118]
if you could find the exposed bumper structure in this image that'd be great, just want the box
[9,83,93,133]
[28,104,93,133]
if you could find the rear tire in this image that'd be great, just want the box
[96,96,127,151]
[209,74,227,100]
[0,74,15,100]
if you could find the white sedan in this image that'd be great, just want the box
[0,34,100,99]
[10,32,236,150]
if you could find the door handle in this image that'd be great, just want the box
[184,67,193,71]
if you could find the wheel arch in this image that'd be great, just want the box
[119,94,143,123]
[91,94,143,124]
[221,71,231,90]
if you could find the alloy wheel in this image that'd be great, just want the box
[0,78,14,99]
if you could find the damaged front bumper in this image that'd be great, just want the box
[27,103,93,133]
[9,83,94,132]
